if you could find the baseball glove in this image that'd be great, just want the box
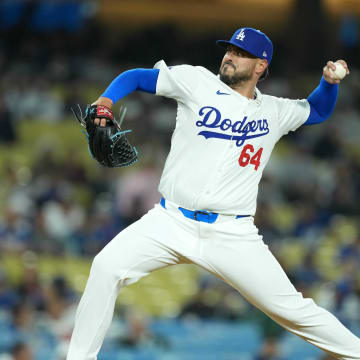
[71,104,138,167]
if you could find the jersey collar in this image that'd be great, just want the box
[216,74,263,106]
[253,87,263,106]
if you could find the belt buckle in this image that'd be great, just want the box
[193,210,210,221]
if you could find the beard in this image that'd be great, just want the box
[219,62,252,87]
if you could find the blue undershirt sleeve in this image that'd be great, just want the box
[304,76,338,125]
[101,68,159,104]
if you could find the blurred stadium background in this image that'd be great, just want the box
[0,0,359,359]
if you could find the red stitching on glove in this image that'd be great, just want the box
[96,105,113,120]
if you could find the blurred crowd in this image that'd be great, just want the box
[0,251,178,360]
[0,259,76,360]
[0,1,360,359]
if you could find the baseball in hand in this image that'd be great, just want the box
[329,62,346,80]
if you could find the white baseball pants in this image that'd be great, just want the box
[67,201,360,360]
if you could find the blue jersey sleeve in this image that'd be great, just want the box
[305,76,338,125]
[101,68,159,104]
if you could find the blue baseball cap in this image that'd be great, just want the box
[216,28,273,65]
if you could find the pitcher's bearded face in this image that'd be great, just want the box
[219,45,257,87]
[219,61,253,86]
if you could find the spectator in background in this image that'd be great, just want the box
[119,307,170,350]
[43,276,77,359]
[0,302,37,354]
[0,268,18,310]
[40,191,86,252]
[0,208,33,252]
[179,275,248,321]
[115,166,162,227]
[16,251,45,311]
[10,342,32,360]
[291,253,321,294]
[2,300,56,358]
[0,96,16,144]
[16,264,45,312]
[255,337,283,360]
[339,13,359,64]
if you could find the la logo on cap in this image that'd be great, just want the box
[236,29,245,41]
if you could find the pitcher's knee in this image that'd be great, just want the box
[92,252,116,277]
[91,249,141,285]
[266,293,322,326]
[91,249,133,281]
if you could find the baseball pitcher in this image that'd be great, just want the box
[67,28,360,359]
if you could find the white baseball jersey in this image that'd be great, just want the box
[154,60,310,215]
